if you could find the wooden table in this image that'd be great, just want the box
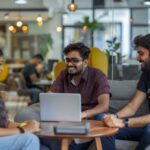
[37,120,118,150]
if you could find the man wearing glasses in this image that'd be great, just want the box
[49,43,115,150]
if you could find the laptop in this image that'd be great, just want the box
[39,93,81,122]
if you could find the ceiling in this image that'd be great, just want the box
[0,0,148,22]
[0,0,49,22]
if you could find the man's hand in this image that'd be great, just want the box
[22,120,40,133]
[81,111,88,119]
[103,114,125,128]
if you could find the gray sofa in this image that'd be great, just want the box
[109,80,149,150]
[15,80,149,150]
[88,80,149,150]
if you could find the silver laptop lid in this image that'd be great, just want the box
[40,93,81,122]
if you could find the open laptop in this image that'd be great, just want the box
[40,93,81,122]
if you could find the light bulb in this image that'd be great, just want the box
[16,20,23,27]
[56,26,62,32]
[22,25,28,32]
[8,25,14,31]
[67,2,78,12]
[36,16,43,22]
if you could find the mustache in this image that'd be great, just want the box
[67,66,76,68]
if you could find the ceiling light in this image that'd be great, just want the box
[56,26,62,32]
[67,0,78,12]
[16,20,23,27]
[36,15,43,22]
[15,0,28,4]
[22,25,28,33]
[8,25,15,31]
[8,25,16,33]
[144,0,150,5]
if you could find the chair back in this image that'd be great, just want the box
[53,61,66,79]
[0,64,9,82]
[88,48,108,76]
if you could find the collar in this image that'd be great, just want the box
[66,67,89,82]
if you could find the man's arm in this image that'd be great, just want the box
[116,90,146,118]
[103,90,147,128]
[82,93,109,119]
[0,120,40,136]
[30,74,39,83]
[104,114,150,128]
[128,114,150,127]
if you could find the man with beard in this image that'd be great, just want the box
[49,42,115,150]
[103,34,150,150]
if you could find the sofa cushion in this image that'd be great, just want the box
[109,80,149,115]
[115,139,138,150]
[109,80,138,100]
[86,140,138,150]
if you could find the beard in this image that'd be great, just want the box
[141,59,150,70]
[67,66,84,76]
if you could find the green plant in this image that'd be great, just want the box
[40,34,53,57]
[105,37,125,64]
[82,16,104,32]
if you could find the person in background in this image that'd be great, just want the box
[104,34,150,150]
[49,42,115,150]
[23,54,44,104]
[0,49,40,150]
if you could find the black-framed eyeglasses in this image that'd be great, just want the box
[64,57,83,65]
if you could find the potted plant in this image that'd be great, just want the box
[105,37,124,64]
[82,16,104,47]
[82,16,104,32]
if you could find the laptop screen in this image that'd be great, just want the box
[40,93,81,122]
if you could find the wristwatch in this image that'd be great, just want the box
[124,118,129,127]
[17,126,25,133]
[115,114,119,118]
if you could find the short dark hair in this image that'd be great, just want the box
[134,34,150,52]
[63,42,90,60]
[0,49,3,57]
[32,54,44,61]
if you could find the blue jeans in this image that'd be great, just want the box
[0,133,40,150]
[28,88,43,104]
[117,124,150,150]
[69,113,115,150]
